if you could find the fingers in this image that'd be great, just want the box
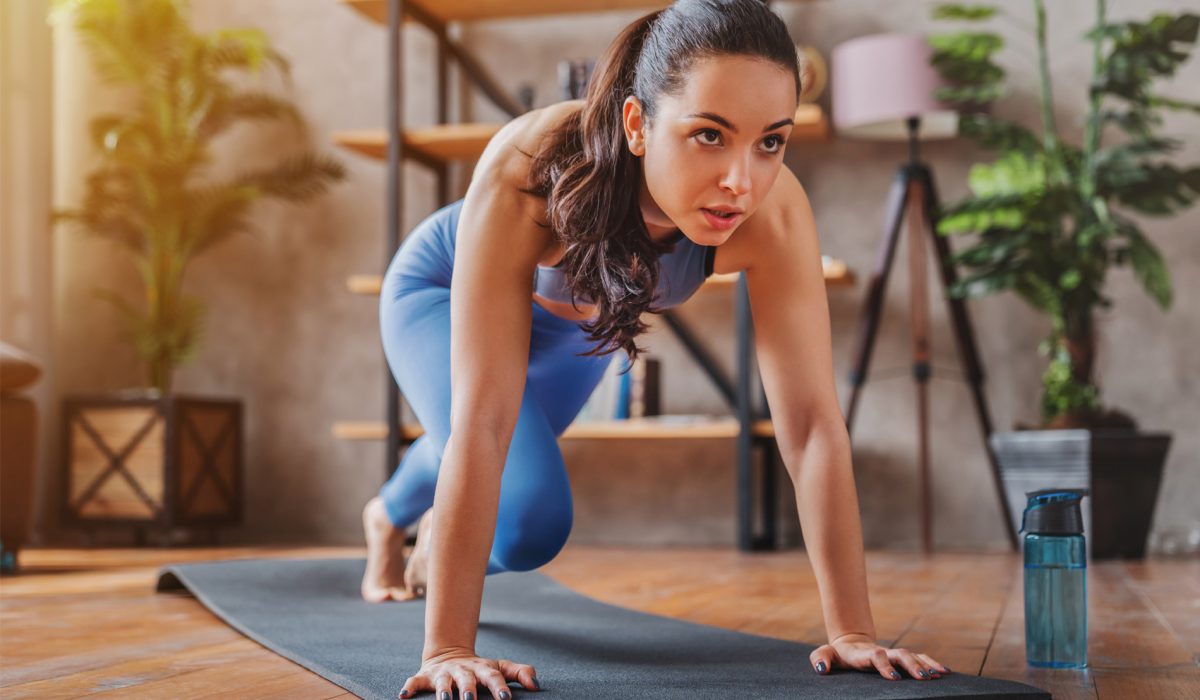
[397,673,428,698]
[398,657,540,700]
[809,644,835,675]
[917,652,951,676]
[434,672,454,700]
[889,648,938,680]
[474,666,512,700]
[498,659,542,692]
[869,647,903,681]
[450,668,479,700]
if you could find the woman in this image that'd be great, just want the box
[361,1,951,697]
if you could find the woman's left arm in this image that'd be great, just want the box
[742,169,949,682]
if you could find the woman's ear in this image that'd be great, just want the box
[622,96,646,156]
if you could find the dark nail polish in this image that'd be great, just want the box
[890,671,901,680]
[532,676,541,690]
[399,692,409,698]
[441,692,450,700]
[929,667,940,676]
[816,661,826,674]
[500,692,511,700]
[464,693,474,700]
[943,667,952,673]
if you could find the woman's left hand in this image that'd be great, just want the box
[809,633,952,681]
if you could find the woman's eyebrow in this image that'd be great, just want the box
[684,112,795,133]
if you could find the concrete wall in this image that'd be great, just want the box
[43,0,1198,551]
[2,0,54,544]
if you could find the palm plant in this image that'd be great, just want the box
[929,2,1199,428]
[51,0,346,394]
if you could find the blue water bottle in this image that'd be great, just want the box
[1021,488,1089,669]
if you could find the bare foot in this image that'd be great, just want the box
[361,496,413,602]
[403,507,434,599]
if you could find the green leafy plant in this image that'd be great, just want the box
[930,1,1199,429]
[51,0,346,394]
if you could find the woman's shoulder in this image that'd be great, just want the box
[475,99,584,187]
[459,101,585,264]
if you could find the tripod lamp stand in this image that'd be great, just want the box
[831,33,1018,554]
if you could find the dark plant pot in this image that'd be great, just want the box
[61,391,243,545]
[991,429,1170,560]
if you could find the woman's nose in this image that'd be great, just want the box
[718,152,752,196]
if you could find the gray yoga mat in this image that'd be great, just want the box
[155,557,1049,699]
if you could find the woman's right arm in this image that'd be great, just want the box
[399,132,555,700]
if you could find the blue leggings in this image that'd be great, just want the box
[377,200,614,575]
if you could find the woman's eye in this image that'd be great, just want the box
[761,135,786,153]
[694,129,722,146]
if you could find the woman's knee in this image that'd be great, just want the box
[490,503,573,572]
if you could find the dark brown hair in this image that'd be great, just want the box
[523,0,800,363]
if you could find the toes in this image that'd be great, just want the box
[361,588,389,603]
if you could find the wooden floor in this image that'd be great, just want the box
[1,546,1197,699]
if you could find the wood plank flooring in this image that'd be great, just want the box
[2,547,1196,698]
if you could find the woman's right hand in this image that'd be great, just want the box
[398,648,541,699]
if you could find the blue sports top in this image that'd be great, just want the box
[533,229,717,309]
[383,198,716,311]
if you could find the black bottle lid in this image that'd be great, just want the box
[1020,488,1089,535]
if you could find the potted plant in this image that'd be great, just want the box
[51,0,345,544]
[928,2,1198,559]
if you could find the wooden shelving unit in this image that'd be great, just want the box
[333,0,844,551]
[333,416,778,442]
[333,124,503,168]
[342,0,668,25]
[333,103,829,168]
[346,260,854,296]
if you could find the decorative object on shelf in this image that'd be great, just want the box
[795,44,827,104]
[613,354,662,420]
[575,355,624,423]
[615,355,633,421]
[929,2,1199,558]
[558,58,595,101]
[517,83,537,111]
[0,342,43,574]
[628,355,662,419]
[832,32,1015,554]
[49,0,344,545]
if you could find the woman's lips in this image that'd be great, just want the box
[701,208,741,230]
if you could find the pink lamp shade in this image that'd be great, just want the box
[832,33,959,141]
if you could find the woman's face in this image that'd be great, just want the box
[623,55,798,245]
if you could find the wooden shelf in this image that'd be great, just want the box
[335,104,828,167]
[334,124,503,165]
[346,274,383,295]
[342,0,668,26]
[333,421,425,442]
[792,103,830,142]
[347,258,853,297]
[333,416,775,442]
